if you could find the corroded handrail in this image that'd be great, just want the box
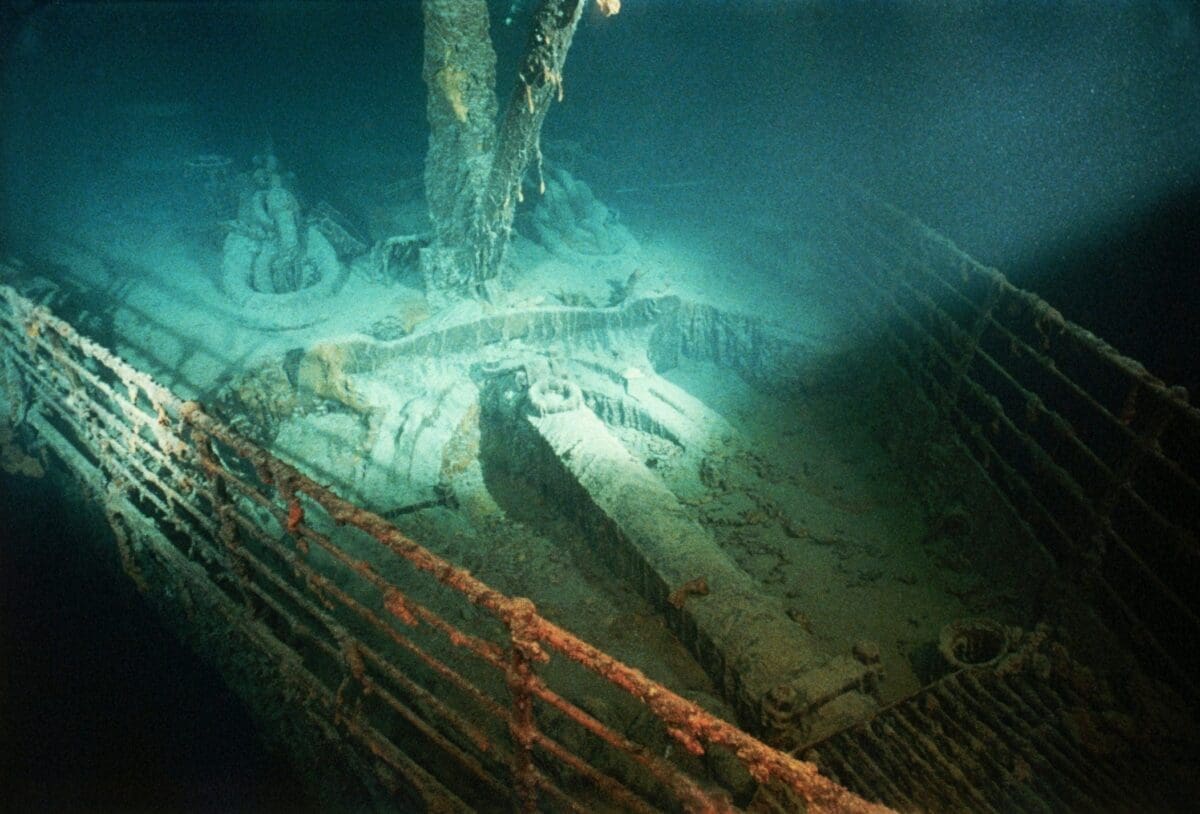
[818,183,1200,706]
[0,279,888,813]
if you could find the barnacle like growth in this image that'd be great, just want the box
[435,66,470,123]
[422,0,590,297]
[542,64,564,102]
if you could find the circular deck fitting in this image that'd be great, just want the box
[939,618,1009,670]
[527,376,583,416]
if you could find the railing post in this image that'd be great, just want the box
[190,415,255,613]
[3,346,26,423]
[505,598,545,812]
[102,483,151,594]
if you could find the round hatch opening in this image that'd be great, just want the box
[939,618,1009,669]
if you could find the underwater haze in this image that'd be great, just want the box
[2,0,1199,810]
[1,1,1198,382]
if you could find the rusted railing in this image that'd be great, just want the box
[0,278,888,813]
[814,185,1200,706]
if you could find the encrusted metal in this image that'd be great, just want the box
[0,278,888,813]
[809,641,1193,812]
[815,183,1200,707]
[7,175,1197,811]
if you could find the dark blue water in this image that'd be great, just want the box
[0,471,311,812]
